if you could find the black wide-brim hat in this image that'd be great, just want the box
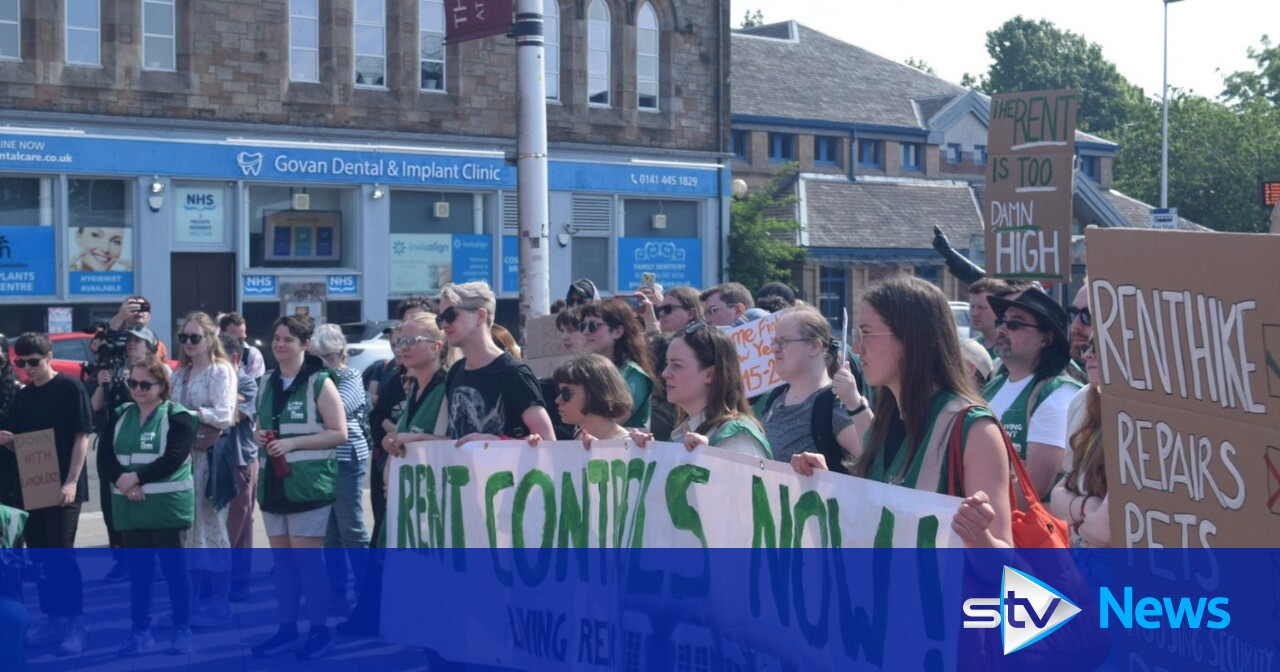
[987,286,1069,352]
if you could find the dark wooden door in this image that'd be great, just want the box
[170,253,237,321]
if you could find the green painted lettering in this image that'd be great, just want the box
[665,464,710,599]
[513,469,556,585]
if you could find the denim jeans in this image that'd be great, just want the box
[325,457,370,596]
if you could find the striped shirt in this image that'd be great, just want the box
[333,367,370,462]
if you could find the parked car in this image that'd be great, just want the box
[949,301,972,341]
[339,321,397,382]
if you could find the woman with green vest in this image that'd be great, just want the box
[251,315,348,661]
[96,357,198,656]
[578,299,659,429]
[633,321,770,458]
[791,277,1014,549]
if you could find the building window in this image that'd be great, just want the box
[636,3,658,110]
[248,186,357,269]
[544,0,559,101]
[142,0,175,71]
[946,143,961,164]
[419,0,445,91]
[68,178,135,296]
[587,0,610,106]
[974,144,987,166]
[768,133,794,162]
[0,0,19,60]
[289,0,320,82]
[814,136,840,166]
[571,193,612,290]
[354,0,386,88]
[819,267,846,332]
[730,130,748,161]
[1080,155,1100,181]
[915,264,941,287]
[902,143,922,171]
[65,0,100,66]
[857,139,883,168]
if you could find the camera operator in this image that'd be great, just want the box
[89,327,166,583]
[109,296,169,362]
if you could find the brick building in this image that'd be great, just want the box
[0,0,731,343]
[730,21,1200,326]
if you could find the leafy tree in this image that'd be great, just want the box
[976,17,1145,135]
[741,9,764,29]
[1222,35,1280,106]
[729,165,803,290]
[904,57,936,75]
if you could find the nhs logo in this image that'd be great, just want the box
[327,274,359,297]
[962,566,1081,655]
[243,275,277,297]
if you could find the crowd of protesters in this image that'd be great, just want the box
[0,267,1106,662]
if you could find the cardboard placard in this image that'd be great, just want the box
[1087,228,1280,548]
[984,89,1078,282]
[14,429,61,511]
[521,314,563,360]
[725,312,785,397]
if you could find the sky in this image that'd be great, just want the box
[730,0,1279,100]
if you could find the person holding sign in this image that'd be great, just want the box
[546,354,633,446]
[252,315,348,660]
[0,333,92,655]
[981,287,1082,504]
[792,277,1013,548]
[578,299,658,429]
[95,357,198,656]
[634,322,771,458]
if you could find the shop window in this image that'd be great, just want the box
[0,177,56,299]
[570,193,612,290]
[388,190,492,295]
[67,178,134,296]
[1,0,21,60]
[419,0,445,91]
[248,186,357,269]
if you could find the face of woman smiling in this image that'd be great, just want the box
[76,228,125,271]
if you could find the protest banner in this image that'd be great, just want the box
[725,312,785,396]
[14,429,61,510]
[984,89,1078,282]
[1087,228,1280,549]
[383,440,964,670]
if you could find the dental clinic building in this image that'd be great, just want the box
[0,0,731,343]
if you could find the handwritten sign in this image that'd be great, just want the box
[984,89,1078,281]
[1087,228,1279,548]
[14,429,61,511]
[725,313,784,397]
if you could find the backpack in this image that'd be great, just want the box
[759,384,848,475]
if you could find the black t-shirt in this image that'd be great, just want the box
[0,373,94,507]
[447,353,544,439]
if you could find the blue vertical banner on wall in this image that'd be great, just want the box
[616,237,702,290]
[451,235,493,284]
[0,226,56,296]
[501,235,519,293]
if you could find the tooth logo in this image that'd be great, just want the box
[237,152,264,176]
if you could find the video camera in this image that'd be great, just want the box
[81,320,130,379]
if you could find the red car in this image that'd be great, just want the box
[9,332,96,384]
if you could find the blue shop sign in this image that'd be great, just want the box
[452,235,492,285]
[551,162,719,198]
[501,235,519,293]
[0,226,56,296]
[243,275,277,297]
[70,271,133,296]
[616,237,702,290]
[327,274,360,297]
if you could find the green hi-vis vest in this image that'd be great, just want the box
[710,417,773,459]
[0,504,27,548]
[620,361,653,430]
[257,370,338,505]
[982,372,1082,460]
[110,401,197,531]
[397,377,447,435]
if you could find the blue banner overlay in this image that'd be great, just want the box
[0,226,56,296]
[2,549,1275,671]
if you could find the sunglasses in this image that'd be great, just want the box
[435,306,478,329]
[177,333,204,345]
[996,318,1040,332]
[1068,306,1092,326]
[393,335,436,350]
[578,320,610,334]
[13,356,44,368]
[683,321,708,336]
[556,387,574,403]
[656,305,686,317]
[126,378,157,392]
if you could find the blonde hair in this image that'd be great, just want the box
[438,281,496,326]
[401,313,448,366]
[177,311,229,367]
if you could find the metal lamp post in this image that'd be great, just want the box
[1160,0,1185,210]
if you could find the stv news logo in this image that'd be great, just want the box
[962,566,1081,655]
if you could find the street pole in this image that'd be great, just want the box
[513,0,551,338]
[1160,0,1184,209]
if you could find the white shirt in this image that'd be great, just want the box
[987,374,1076,451]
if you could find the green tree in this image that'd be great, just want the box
[904,57,936,75]
[977,17,1145,135]
[1222,35,1280,106]
[741,9,764,29]
[728,166,803,290]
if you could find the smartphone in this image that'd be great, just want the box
[640,273,657,290]
[621,295,645,313]
[136,300,151,314]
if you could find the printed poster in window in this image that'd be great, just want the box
[0,226,56,296]
[616,237,702,290]
[68,226,134,295]
[175,187,226,243]
[279,282,326,326]
[390,234,452,294]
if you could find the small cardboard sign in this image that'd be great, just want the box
[521,314,562,360]
[725,313,785,397]
[984,89,1078,282]
[14,429,61,511]
[1087,228,1280,548]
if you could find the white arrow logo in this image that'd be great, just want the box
[1001,565,1081,654]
